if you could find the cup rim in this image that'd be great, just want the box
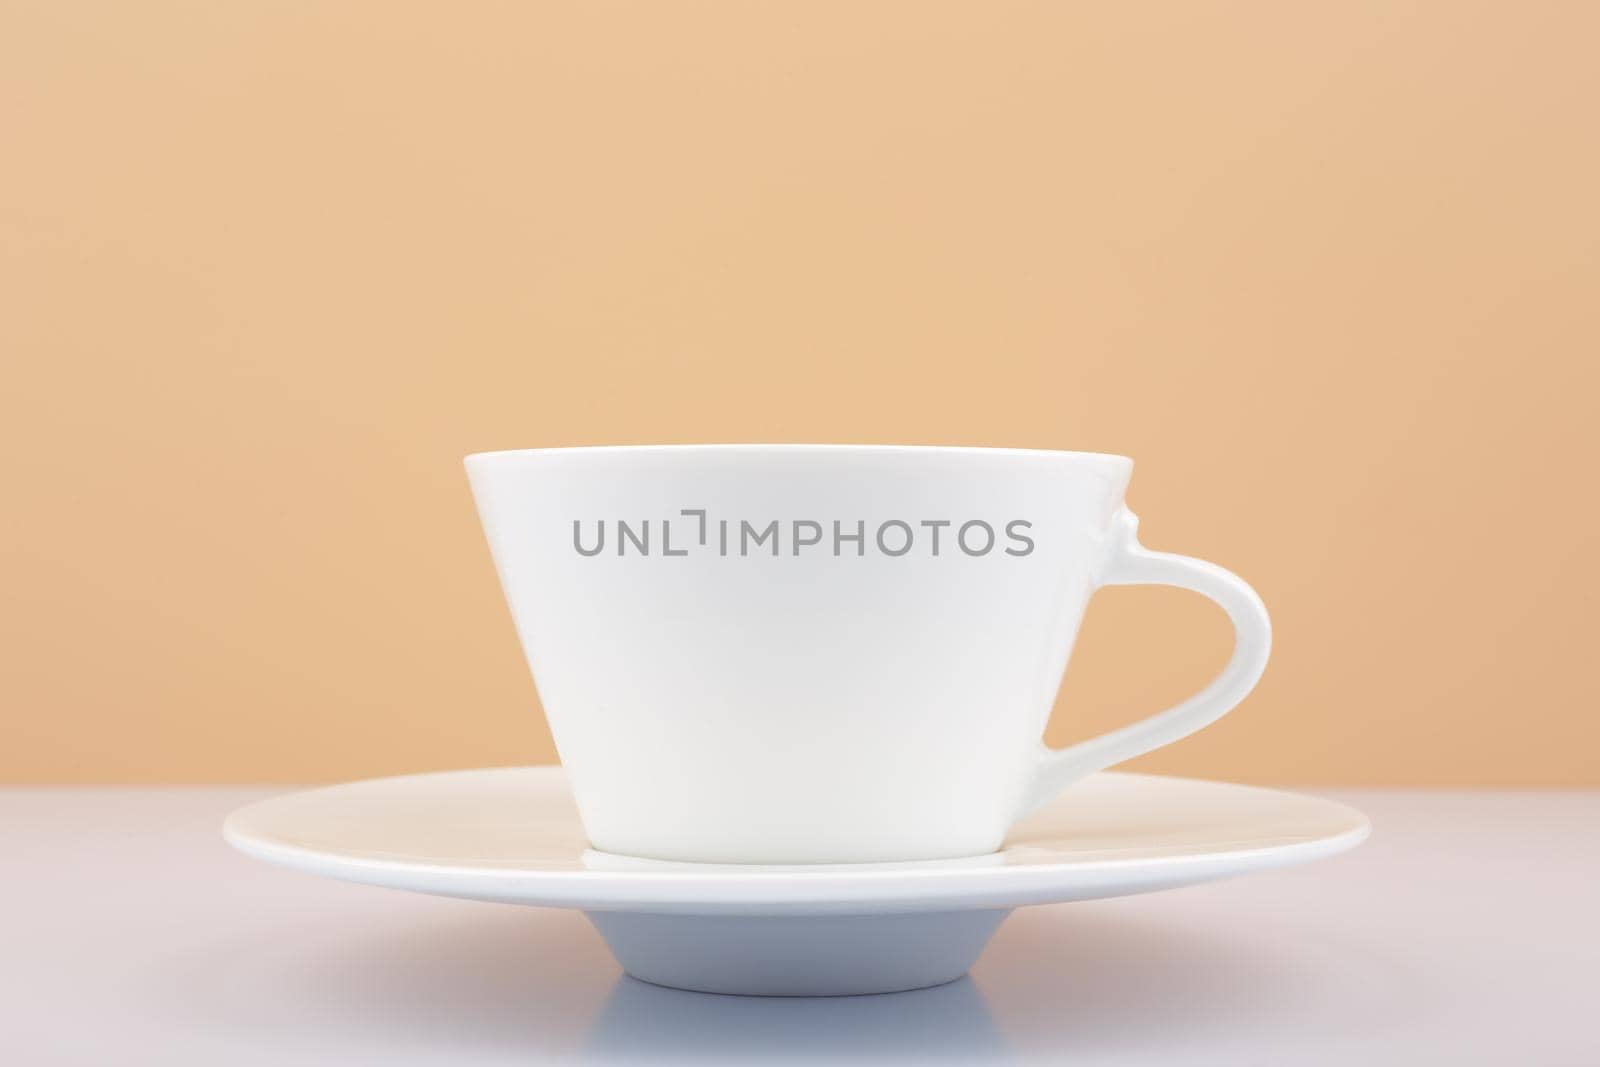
[464,443,1133,468]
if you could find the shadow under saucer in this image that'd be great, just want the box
[584,973,1007,1063]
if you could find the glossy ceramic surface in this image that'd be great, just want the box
[466,445,1272,863]
[225,767,1366,994]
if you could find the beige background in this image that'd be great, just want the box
[3,2,1596,785]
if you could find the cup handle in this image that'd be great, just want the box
[1014,509,1273,819]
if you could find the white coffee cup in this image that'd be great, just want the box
[467,445,1270,864]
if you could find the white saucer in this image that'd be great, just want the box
[224,767,1368,996]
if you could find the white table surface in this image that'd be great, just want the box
[3,786,1596,1065]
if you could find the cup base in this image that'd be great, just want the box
[581,830,1010,867]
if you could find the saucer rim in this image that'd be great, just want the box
[223,767,1370,916]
